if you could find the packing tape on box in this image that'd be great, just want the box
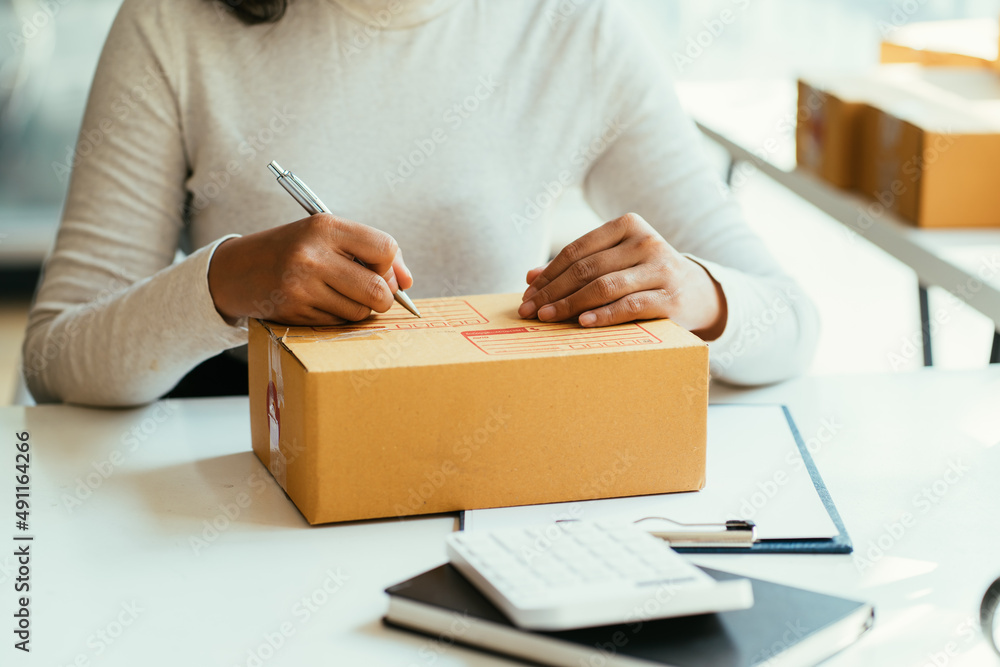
[279,329,385,343]
[267,328,288,490]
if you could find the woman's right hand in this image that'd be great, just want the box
[207,213,413,325]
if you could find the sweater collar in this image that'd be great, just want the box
[328,0,462,29]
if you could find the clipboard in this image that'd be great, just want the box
[655,407,851,554]
[459,405,853,554]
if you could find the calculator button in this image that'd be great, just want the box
[445,521,750,631]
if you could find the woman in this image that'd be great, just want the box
[23,0,818,406]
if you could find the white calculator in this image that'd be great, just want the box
[446,521,754,631]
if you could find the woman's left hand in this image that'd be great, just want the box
[518,212,727,338]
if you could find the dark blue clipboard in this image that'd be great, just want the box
[673,405,852,554]
[459,404,852,554]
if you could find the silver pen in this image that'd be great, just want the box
[267,160,421,318]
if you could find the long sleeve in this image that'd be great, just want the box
[581,1,819,385]
[23,0,818,405]
[22,0,246,406]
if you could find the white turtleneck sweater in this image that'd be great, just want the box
[23,0,819,406]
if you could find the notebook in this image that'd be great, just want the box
[462,405,852,553]
[384,564,874,667]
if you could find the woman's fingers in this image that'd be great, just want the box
[524,262,551,286]
[514,212,698,329]
[537,264,671,323]
[208,212,414,326]
[578,290,674,327]
[314,253,395,314]
[523,217,632,298]
[518,245,635,318]
[318,213,401,287]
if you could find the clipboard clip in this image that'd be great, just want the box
[554,517,757,548]
[632,516,757,548]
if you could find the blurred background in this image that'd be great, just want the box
[1,0,999,404]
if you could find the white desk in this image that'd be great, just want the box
[2,369,999,666]
[677,80,1000,364]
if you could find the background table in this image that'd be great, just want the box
[1,368,999,665]
[677,80,1000,366]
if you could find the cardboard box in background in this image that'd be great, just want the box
[249,293,709,525]
[796,79,864,189]
[879,18,998,70]
[798,66,1000,227]
[856,100,920,223]
[860,68,1000,227]
[796,70,917,189]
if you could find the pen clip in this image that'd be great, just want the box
[287,172,330,213]
[268,160,327,215]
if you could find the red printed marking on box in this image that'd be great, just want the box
[307,299,489,333]
[462,322,661,355]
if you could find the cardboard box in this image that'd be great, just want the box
[799,66,1000,226]
[249,293,709,525]
[796,70,916,189]
[860,68,1000,227]
[880,18,998,69]
[796,79,863,188]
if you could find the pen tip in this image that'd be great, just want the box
[268,160,282,176]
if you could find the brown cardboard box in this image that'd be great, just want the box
[796,71,916,189]
[798,66,1000,226]
[248,293,709,525]
[796,79,863,188]
[860,68,1000,227]
[856,100,922,223]
[880,18,998,69]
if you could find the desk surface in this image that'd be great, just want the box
[676,80,1000,326]
[2,369,999,666]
